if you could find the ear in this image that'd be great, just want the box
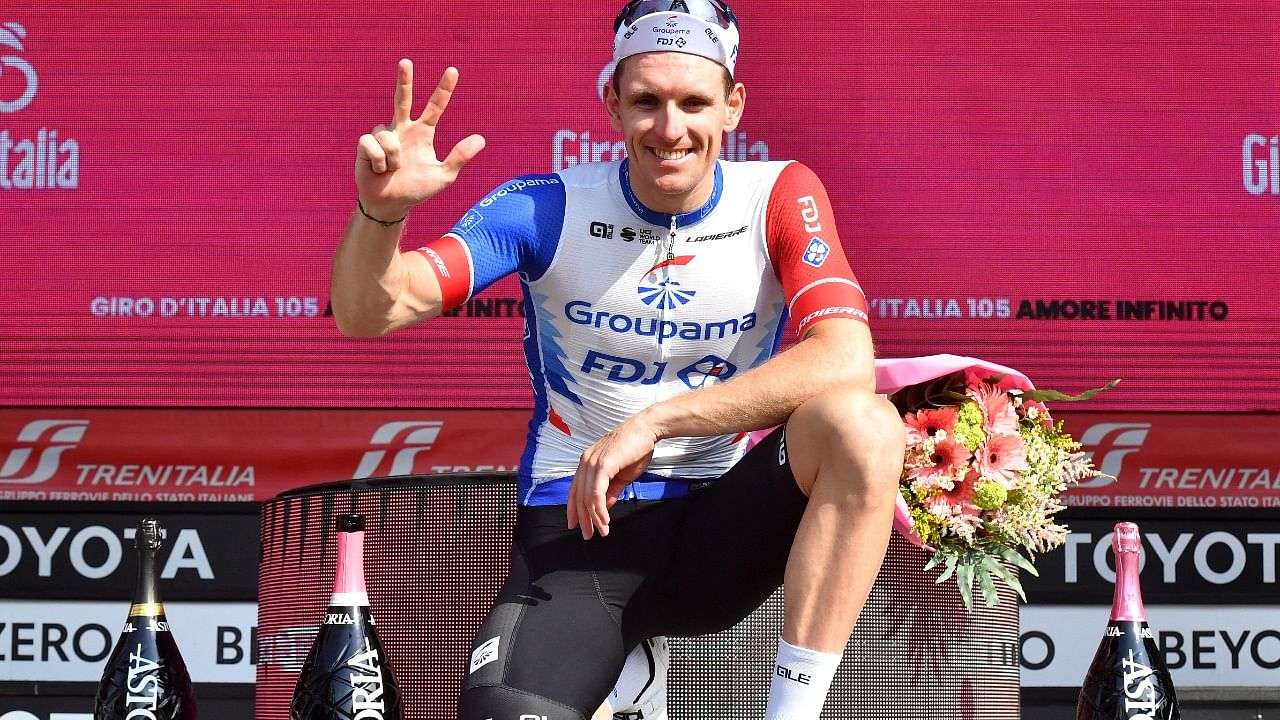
[604,81,624,133]
[723,82,746,133]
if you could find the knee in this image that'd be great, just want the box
[788,384,905,499]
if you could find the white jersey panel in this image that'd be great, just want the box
[522,160,792,500]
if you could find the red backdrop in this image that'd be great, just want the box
[4,1,1277,411]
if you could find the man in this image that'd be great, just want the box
[329,1,905,718]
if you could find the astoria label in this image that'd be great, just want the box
[346,639,388,720]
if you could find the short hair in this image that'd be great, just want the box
[611,55,735,101]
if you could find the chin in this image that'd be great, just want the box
[653,176,697,196]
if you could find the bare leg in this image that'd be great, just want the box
[781,384,904,651]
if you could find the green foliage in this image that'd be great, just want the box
[924,543,1038,610]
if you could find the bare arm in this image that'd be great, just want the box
[568,317,875,538]
[330,60,485,337]
[637,318,872,437]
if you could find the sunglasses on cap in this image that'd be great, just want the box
[613,0,739,32]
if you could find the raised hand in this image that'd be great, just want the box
[355,60,485,219]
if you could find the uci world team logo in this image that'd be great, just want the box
[638,254,697,310]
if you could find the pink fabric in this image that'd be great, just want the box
[873,354,1034,395]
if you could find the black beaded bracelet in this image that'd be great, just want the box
[356,198,407,227]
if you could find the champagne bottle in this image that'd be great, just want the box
[1076,522,1180,720]
[292,514,403,720]
[95,517,198,720]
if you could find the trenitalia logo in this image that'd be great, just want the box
[0,419,89,484]
[1076,422,1152,488]
[352,421,443,478]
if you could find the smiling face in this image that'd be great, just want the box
[605,52,745,215]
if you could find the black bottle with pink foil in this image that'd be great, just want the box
[291,514,403,720]
[1076,522,1180,719]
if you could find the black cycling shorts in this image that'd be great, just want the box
[459,426,807,720]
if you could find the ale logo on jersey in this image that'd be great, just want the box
[638,255,697,309]
[352,421,443,478]
[0,418,89,484]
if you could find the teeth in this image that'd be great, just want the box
[655,149,687,160]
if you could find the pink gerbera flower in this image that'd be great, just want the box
[904,406,959,444]
[908,437,970,482]
[926,469,981,517]
[970,382,1018,436]
[974,433,1028,487]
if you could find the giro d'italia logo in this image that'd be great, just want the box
[638,255,697,310]
[1,22,38,113]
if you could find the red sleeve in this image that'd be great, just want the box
[764,162,869,335]
[414,235,472,312]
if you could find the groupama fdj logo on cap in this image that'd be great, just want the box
[612,0,741,75]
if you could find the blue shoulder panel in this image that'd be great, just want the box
[447,174,566,294]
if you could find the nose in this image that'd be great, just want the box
[652,101,686,144]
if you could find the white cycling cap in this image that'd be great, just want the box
[612,0,740,75]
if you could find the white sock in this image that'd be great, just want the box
[764,637,842,720]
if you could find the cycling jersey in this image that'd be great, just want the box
[419,158,867,505]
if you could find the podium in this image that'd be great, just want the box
[256,474,1020,719]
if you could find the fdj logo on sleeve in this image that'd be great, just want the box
[802,237,830,267]
[582,351,736,390]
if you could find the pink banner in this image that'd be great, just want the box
[2,2,1277,411]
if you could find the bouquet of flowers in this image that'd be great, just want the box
[877,355,1117,611]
